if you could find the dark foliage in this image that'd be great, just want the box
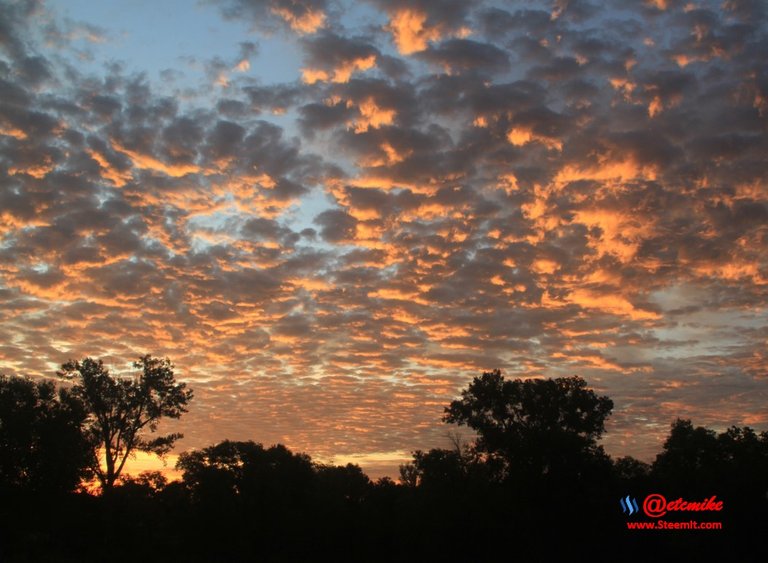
[0,375,90,495]
[443,371,614,482]
[1,369,766,562]
[58,355,193,490]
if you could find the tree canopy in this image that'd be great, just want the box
[652,418,768,495]
[58,355,193,491]
[2,364,767,562]
[443,370,613,479]
[177,440,317,508]
[0,375,91,495]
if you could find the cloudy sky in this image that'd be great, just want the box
[1,0,766,478]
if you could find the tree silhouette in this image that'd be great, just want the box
[177,440,316,507]
[613,455,651,482]
[716,425,768,496]
[653,418,768,495]
[58,355,193,491]
[652,418,718,489]
[315,462,371,505]
[399,448,478,490]
[0,375,90,494]
[443,370,613,480]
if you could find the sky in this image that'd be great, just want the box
[1,0,766,479]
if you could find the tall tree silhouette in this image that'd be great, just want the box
[653,418,768,495]
[58,355,192,491]
[0,375,90,494]
[443,370,613,480]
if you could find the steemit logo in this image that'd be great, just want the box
[620,495,640,516]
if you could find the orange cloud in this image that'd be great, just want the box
[567,289,660,320]
[574,208,655,262]
[87,149,133,187]
[644,84,684,118]
[301,54,376,84]
[521,184,563,238]
[386,8,443,55]
[340,174,437,195]
[349,97,396,133]
[410,356,481,371]
[387,308,424,325]
[555,157,658,184]
[507,126,562,151]
[300,68,330,84]
[112,142,200,177]
[550,351,624,371]
[9,162,55,179]
[289,277,333,292]
[532,258,559,275]
[270,6,326,34]
[12,278,75,302]
[507,127,532,146]
[368,288,429,305]
[0,125,28,140]
[360,142,411,167]
[648,95,663,117]
[692,261,765,284]
[609,76,636,102]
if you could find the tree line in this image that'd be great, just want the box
[1,358,766,562]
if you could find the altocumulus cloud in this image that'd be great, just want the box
[0,0,766,476]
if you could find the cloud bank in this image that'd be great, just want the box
[1,0,766,475]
